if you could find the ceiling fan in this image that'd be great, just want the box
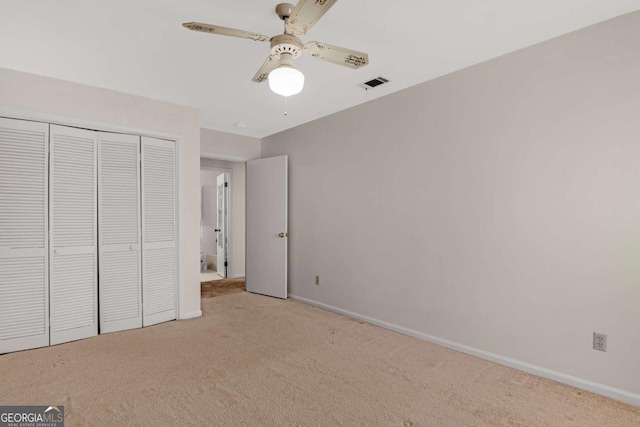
[183,1,369,97]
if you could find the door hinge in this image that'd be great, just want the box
[224,261,228,267]
[224,182,228,187]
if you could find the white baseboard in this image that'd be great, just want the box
[289,294,640,407]
[180,310,202,320]
[232,273,245,279]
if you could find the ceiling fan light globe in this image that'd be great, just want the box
[268,66,305,97]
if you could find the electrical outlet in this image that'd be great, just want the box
[593,332,607,352]
[315,275,320,286]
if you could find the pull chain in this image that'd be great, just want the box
[284,96,288,116]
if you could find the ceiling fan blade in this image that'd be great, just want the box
[303,41,369,69]
[285,0,338,35]
[252,54,280,83]
[182,22,270,42]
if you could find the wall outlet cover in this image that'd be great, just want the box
[593,332,607,352]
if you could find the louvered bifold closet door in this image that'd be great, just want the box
[0,118,49,354]
[49,125,98,345]
[98,132,142,333]
[141,137,177,326]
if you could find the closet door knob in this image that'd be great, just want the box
[54,248,62,254]
[129,244,137,251]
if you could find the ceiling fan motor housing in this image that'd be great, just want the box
[275,3,295,21]
[270,34,302,58]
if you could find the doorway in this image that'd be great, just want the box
[199,154,288,300]
[201,166,230,281]
[200,157,246,290]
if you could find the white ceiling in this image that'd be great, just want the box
[1,1,639,138]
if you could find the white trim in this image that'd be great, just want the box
[180,310,202,320]
[289,294,640,408]
[201,151,251,162]
[0,105,187,322]
[232,273,245,279]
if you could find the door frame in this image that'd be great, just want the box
[0,106,186,320]
[200,159,233,278]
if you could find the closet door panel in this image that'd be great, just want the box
[0,118,49,353]
[49,125,98,345]
[98,133,142,333]
[141,137,177,326]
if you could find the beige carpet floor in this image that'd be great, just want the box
[1,292,638,426]
[201,278,245,298]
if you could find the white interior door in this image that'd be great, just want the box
[216,173,227,278]
[246,155,288,299]
[49,124,98,345]
[0,118,50,354]
[141,136,177,326]
[98,132,142,333]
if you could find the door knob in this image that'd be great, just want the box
[129,244,137,251]
[278,232,287,238]
[215,229,221,232]
[54,248,62,254]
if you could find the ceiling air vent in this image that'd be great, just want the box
[360,77,389,90]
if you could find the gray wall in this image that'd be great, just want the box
[262,12,640,396]
[201,127,261,161]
